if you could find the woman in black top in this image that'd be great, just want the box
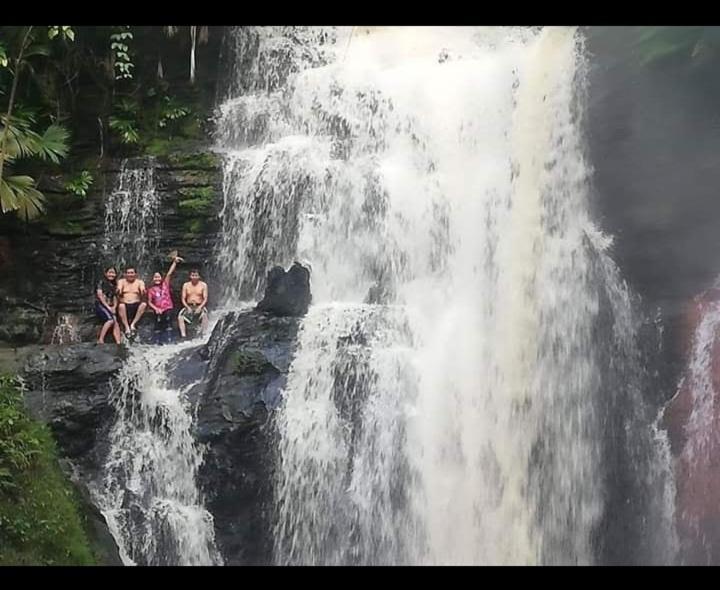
[95,266,121,344]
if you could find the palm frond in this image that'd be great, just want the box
[1,174,46,220]
[35,123,70,163]
[0,176,20,213]
[0,120,41,158]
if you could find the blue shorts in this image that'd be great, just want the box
[95,301,114,323]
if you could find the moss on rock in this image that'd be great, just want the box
[230,350,279,376]
[0,374,96,565]
[44,219,94,237]
[167,151,220,170]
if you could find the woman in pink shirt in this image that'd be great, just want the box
[147,255,183,344]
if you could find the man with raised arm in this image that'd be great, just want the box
[178,268,209,339]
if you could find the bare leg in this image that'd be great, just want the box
[200,312,209,335]
[98,320,113,343]
[178,311,187,337]
[112,321,122,344]
[130,302,147,330]
[118,303,130,333]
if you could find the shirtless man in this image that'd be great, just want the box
[178,269,209,338]
[116,266,148,338]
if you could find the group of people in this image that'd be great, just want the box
[95,255,209,344]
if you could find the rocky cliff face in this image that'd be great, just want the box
[0,150,223,346]
[22,309,301,565]
[663,286,720,564]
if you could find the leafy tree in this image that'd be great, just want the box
[0,27,71,220]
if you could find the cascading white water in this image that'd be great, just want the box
[217,26,676,565]
[50,313,80,345]
[97,156,221,565]
[679,301,720,474]
[668,294,720,564]
[93,341,222,566]
[103,158,160,271]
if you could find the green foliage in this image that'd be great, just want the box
[109,91,196,151]
[158,96,191,129]
[179,194,213,216]
[108,116,139,144]
[108,96,139,144]
[0,374,95,565]
[64,170,93,197]
[1,25,217,217]
[0,175,44,220]
[35,123,70,163]
[0,27,71,222]
[144,137,172,157]
[167,150,219,169]
[178,185,215,235]
[47,26,74,43]
[0,375,41,492]
[110,27,133,80]
[183,218,205,236]
[0,112,70,219]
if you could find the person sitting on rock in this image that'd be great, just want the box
[116,266,147,339]
[95,266,122,344]
[178,268,209,338]
[148,255,183,345]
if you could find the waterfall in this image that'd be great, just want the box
[93,341,222,566]
[96,154,221,565]
[217,26,677,565]
[668,293,720,564]
[50,313,80,345]
[103,157,161,271]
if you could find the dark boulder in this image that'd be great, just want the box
[256,262,311,317]
[20,344,125,565]
[20,310,302,566]
[195,310,300,565]
[22,343,124,475]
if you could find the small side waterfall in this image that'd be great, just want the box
[50,313,80,345]
[95,155,221,566]
[93,342,222,566]
[103,158,160,271]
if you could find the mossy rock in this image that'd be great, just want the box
[171,169,219,187]
[179,199,212,216]
[144,138,174,158]
[44,219,95,237]
[0,307,47,344]
[0,375,96,565]
[166,151,220,170]
[179,116,203,140]
[178,186,216,203]
[228,349,279,376]
[181,218,207,237]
